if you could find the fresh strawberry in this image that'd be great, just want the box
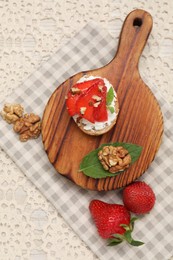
[89,200,130,239]
[89,200,144,246]
[123,181,156,214]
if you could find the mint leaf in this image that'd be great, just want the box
[79,142,142,179]
[108,106,115,114]
[106,87,114,105]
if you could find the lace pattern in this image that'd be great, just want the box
[0,0,172,259]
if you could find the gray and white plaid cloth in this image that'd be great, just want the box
[0,23,173,260]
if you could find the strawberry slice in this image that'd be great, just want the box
[66,77,108,123]
[94,99,108,122]
[66,92,79,116]
[75,91,95,123]
[66,78,104,116]
[76,82,106,123]
[93,85,108,122]
[73,78,104,92]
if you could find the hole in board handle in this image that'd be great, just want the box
[133,18,143,28]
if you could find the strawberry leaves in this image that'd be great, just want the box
[107,217,144,247]
[79,142,142,178]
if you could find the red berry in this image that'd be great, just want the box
[66,78,108,123]
[123,181,156,214]
[76,83,102,123]
[93,85,108,122]
[89,200,144,246]
[89,200,130,239]
[66,79,101,116]
[66,92,79,116]
[74,78,102,92]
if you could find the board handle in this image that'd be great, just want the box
[114,9,153,69]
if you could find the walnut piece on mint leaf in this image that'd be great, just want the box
[98,145,131,173]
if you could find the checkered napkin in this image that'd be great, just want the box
[0,22,173,260]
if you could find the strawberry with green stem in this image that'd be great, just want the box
[89,200,144,246]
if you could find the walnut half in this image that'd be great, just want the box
[13,113,41,142]
[0,103,24,124]
[98,145,131,173]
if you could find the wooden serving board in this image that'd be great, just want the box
[42,9,164,191]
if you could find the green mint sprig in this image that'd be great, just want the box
[106,87,115,113]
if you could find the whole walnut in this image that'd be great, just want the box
[98,145,131,173]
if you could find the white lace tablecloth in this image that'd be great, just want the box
[0,1,173,260]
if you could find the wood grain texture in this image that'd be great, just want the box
[42,9,164,191]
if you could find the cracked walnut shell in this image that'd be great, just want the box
[98,145,131,173]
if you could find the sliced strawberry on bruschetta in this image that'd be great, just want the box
[65,76,119,136]
[66,92,79,116]
[66,78,104,117]
[93,84,107,122]
[93,99,108,122]
[76,81,106,123]
[73,78,103,92]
